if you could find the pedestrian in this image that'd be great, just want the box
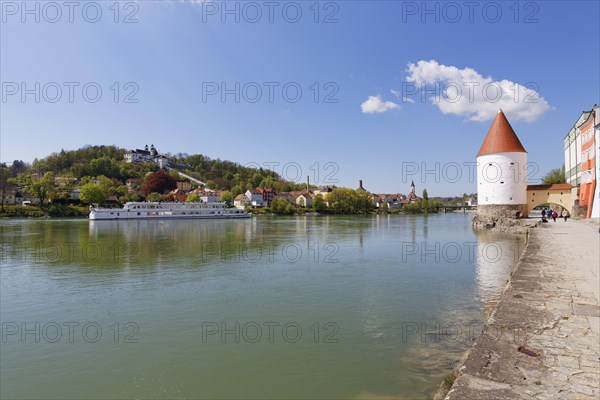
[552,210,558,222]
[542,208,546,218]
[562,209,569,222]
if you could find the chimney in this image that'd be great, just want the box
[359,180,363,189]
[306,176,310,192]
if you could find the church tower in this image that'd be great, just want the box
[477,110,528,219]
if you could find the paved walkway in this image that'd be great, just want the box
[445,219,600,400]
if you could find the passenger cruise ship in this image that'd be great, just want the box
[89,202,251,220]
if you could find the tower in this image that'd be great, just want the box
[410,180,415,194]
[477,110,528,219]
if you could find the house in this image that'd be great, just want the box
[124,144,157,163]
[177,181,193,191]
[466,197,477,207]
[124,144,172,169]
[295,192,316,208]
[315,185,336,196]
[256,187,275,205]
[167,189,188,203]
[245,189,264,207]
[70,188,81,201]
[234,193,251,209]
[15,191,37,205]
[1,184,18,205]
[314,185,336,206]
[273,192,295,204]
[374,194,405,209]
[195,191,220,203]
[103,194,119,207]
[155,155,171,169]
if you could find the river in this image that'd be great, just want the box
[0,213,525,399]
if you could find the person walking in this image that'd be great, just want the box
[542,208,546,218]
[552,210,558,222]
[562,209,569,221]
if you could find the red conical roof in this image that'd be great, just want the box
[477,110,527,157]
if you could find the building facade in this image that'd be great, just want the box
[593,106,600,218]
[564,112,590,187]
[124,144,171,168]
[564,106,599,218]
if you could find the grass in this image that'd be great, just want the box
[435,370,461,399]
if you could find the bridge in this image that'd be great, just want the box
[526,184,573,215]
[434,205,478,213]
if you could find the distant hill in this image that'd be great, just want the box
[6,145,306,196]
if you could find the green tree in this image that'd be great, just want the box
[421,197,429,214]
[356,190,375,213]
[0,164,11,210]
[231,184,244,197]
[270,198,294,215]
[220,191,233,206]
[186,193,200,203]
[80,182,109,204]
[403,202,421,214]
[17,172,55,206]
[89,156,120,179]
[327,188,374,214]
[146,192,163,202]
[542,166,566,185]
[312,194,327,212]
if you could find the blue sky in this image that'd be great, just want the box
[1,0,599,196]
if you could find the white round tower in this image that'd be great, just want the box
[477,110,528,219]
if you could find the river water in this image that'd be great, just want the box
[0,214,525,399]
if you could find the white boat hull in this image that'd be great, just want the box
[89,202,251,221]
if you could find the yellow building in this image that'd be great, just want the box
[526,184,573,215]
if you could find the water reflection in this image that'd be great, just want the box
[475,230,526,314]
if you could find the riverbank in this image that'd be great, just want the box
[0,205,89,218]
[441,218,600,399]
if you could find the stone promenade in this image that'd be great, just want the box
[445,219,600,400]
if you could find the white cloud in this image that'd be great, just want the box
[361,95,399,114]
[390,89,400,98]
[405,59,550,122]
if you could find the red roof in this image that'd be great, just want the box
[477,110,527,156]
[527,184,572,191]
